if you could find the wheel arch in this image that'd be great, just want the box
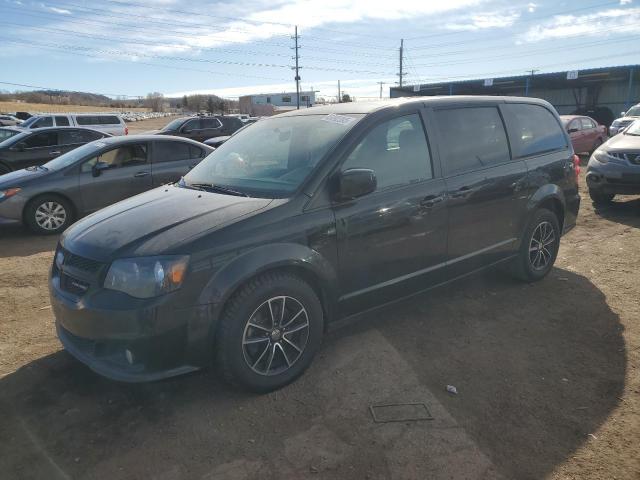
[22,191,78,224]
[527,184,565,232]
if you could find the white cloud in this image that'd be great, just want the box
[521,7,640,42]
[527,3,537,13]
[40,3,71,14]
[620,0,632,5]
[444,11,520,31]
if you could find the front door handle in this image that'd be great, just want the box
[420,195,444,208]
[134,171,150,178]
[449,186,474,199]
[49,150,61,155]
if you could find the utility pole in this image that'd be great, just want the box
[398,39,404,88]
[292,26,301,109]
[338,80,341,103]
[377,81,386,99]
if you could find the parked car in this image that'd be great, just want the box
[49,96,580,391]
[609,104,640,136]
[560,115,607,155]
[20,114,128,136]
[0,127,23,143]
[0,127,110,174]
[586,119,640,204]
[0,135,212,234]
[151,115,245,143]
[0,114,23,126]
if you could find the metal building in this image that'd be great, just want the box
[390,64,638,126]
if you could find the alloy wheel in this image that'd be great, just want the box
[242,296,310,376]
[35,201,67,231]
[529,221,555,270]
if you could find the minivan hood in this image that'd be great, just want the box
[0,167,51,188]
[604,133,640,152]
[61,185,274,261]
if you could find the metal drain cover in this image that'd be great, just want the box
[369,403,433,423]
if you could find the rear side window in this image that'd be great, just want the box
[76,116,99,126]
[60,129,103,144]
[24,131,57,148]
[183,119,200,131]
[153,141,197,163]
[435,107,510,176]
[502,104,567,158]
[342,113,432,191]
[99,116,121,125]
[55,116,70,126]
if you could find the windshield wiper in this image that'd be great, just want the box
[188,183,249,197]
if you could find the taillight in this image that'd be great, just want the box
[125,126,129,135]
[572,154,580,179]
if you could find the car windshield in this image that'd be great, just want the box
[182,113,363,198]
[20,117,38,127]
[162,118,187,131]
[625,106,640,117]
[624,120,640,136]
[42,141,107,170]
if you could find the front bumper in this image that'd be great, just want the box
[50,267,215,382]
[586,160,640,195]
[0,192,27,223]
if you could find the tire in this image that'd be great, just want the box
[589,189,614,205]
[24,194,74,235]
[215,272,324,392]
[512,208,561,282]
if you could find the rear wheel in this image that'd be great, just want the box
[512,208,560,282]
[589,189,614,205]
[215,272,324,392]
[24,195,74,235]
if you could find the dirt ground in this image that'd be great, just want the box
[0,140,638,479]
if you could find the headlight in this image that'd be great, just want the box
[0,188,21,201]
[104,255,189,298]
[592,149,613,165]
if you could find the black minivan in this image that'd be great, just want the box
[50,97,580,391]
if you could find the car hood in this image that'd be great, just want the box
[613,116,639,124]
[603,133,640,152]
[0,167,51,188]
[61,185,274,261]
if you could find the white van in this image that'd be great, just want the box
[20,114,128,136]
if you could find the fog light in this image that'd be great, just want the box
[125,349,134,365]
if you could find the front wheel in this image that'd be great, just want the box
[24,195,74,234]
[215,272,324,392]
[512,208,560,282]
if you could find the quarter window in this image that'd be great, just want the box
[81,144,147,172]
[436,107,510,176]
[502,104,567,158]
[153,141,198,163]
[342,114,432,191]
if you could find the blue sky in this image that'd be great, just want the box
[0,0,638,100]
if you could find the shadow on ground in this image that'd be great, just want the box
[0,268,625,480]
[0,224,58,257]
[593,196,640,229]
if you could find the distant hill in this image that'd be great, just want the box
[0,89,141,108]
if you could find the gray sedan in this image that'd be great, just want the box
[586,120,640,204]
[0,135,213,234]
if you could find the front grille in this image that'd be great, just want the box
[610,152,640,165]
[62,250,103,273]
[60,273,90,296]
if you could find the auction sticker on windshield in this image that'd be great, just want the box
[322,114,356,125]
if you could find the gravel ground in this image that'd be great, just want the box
[0,137,638,479]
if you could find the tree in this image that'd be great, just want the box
[206,96,216,114]
[182,95,189,111]
[145,92,164,112]
[341,93,352,103]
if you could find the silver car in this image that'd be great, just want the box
[609,104,640,136]
[586,119,640,204]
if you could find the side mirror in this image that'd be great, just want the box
[621,111,626,116]
[568,127,579,134]
[335,168,377,201]
[92,161,110,177]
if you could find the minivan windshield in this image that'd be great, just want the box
[182,113,363,198]
[42,141,107,170]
